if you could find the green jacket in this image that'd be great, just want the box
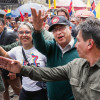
[33,32,79,100]
[21,58,100,100]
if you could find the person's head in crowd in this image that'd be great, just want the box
[70,17,80,26]
[56,7,69,20]
[17,22,33,47]
[15,21,21,32]
[6,16,11,23]
[24,17,29,22]
[75,17,100,58]
[0,18,5,34]
[0,14,4,19]
[10,18,17,29]
[48,16,72,48]
[80,10,94,22]
[15,16,20,23]
[29,16,33,24]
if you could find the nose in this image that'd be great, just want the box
[23,33,26,36]
[55,30,62,35]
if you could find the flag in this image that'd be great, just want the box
[49,0,51,8]
[54,0,56,9]
[72,4,75,16]
[87,0,92,11]
[19,9,24,22]
[68,0,72,16]
[95,2,100,18]
[6,9,11,16]
[91,0,96,17]
[91,0,95,10]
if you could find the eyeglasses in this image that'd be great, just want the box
[18,31,31,35]
[52,26,67,33]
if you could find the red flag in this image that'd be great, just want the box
[91,0,95,10]
[19,9,24,22]
[68,0,72,16]
[4,10,8,13]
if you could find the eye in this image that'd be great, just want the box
[25,31,31,34]
[19,31,24,34]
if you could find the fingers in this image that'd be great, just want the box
[0,65,7,70]
[0,56,12,66]
[38,10,41,19]
[43,15,48,22]
[31,8,48,23]
[0,56,12,71]
[8,73,16,80]
[31,8,37,18]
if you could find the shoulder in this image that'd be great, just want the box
[72,58,87,64]
[10,46,22,51]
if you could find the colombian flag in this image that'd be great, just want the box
[68,0,72,16]
[91,0,96,17]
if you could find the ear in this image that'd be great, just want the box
[69,26,72,30]
[87,39,94,50]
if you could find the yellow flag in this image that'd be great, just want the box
[95,2,100,18]
[7,9,11,13]
[87,0,91,8]
[49,0,51,9]
[54,0,56,9]
[72,4,75,15]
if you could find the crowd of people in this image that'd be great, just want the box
[0,7,100,100]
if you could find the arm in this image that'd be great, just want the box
[0,47,9,58]
[0,47,16,80]
[31,8,53,55]
[33,31,53,55]
[0,56,71,82]
[1,41,20,51]
[20,65,69,82]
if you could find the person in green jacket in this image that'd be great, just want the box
[0,17,100,100]
[31,8,79,100]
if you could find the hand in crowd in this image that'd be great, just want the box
[31,8,48,31]
[0,56,22,73]
[8,72,16,80]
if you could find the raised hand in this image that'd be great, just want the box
[0,56,22,73]
[31,8,48,31]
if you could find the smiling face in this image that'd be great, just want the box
[18,25,33,49]
[52,25,71,48]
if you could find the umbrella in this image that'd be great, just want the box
[0,9,6,15]
[11,3,48,17]
[0,9,6,18]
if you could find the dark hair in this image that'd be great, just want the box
[0,18,5,25]
[56,7,69,20]
[77,17,100,49]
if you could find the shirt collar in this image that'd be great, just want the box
[93,59,100,68]
[56,36,74,54]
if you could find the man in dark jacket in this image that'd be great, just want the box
[0,18,21,100]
